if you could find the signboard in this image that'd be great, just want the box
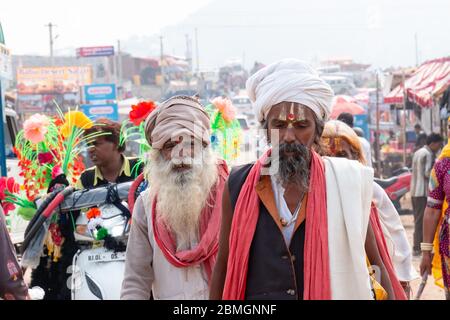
[0,43,12,80]
[82,103,119,121]
[84,84,116,101]
[17,66,92,95]
[18,93,81,113]
[76,46,115,58]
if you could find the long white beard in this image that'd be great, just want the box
[146,148,218,250]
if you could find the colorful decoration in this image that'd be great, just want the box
[44,223,64,262]
[208,97,242,161]
[86,207,101,220]
[6,105,111,267]
[17,207,37,221]
[96,228,109,241]
[120,100,157,174]
[23,114,51,144]
[12,106,105,203]
[129,101,157,126]
[0,177,34,215]
[84,207,110,241]
[60,110,93,138]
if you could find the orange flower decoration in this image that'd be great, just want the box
[129,101,157,126]
[86,207,101,220]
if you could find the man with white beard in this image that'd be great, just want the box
[121,96,228,300]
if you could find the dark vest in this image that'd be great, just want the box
[229,164,305,300]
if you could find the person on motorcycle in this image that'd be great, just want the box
[76,118,144,189]
[320,120,417,298]
[121,96,228,300]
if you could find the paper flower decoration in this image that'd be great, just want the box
[51,165,64,179]
[38,152,54,165]
[61,110,93,138]
[86,207,102,220]
[65,110,93,129]
[129,101,157,126]
[0,177,21,215]
[0,177,20,199]
[211,97,236,123]
[23,114,50,144]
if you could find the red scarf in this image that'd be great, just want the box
[151,160,229,282]
[222,150,331,300]
[370,204,408,300]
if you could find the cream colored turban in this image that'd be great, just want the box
[144,96,211,150]
[246,59,334,122]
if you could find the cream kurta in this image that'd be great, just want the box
[120,190,209,300]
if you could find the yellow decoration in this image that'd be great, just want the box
[64,111,93,130]
[60,123,71,138]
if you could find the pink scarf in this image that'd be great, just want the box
[370,204,408,300]
[151,160,229,282]
[222,150,331,300]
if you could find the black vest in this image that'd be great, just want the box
[229,164,305,300]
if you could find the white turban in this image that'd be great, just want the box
[246,59,334,122]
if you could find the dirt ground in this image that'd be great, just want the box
[400,194,447,300]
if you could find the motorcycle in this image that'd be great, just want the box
[21,175,146,300]
[374,167,412,215]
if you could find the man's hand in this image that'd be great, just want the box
[419,252,432,277]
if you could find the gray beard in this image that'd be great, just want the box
[273,142,311,190]
[145,148,218,250]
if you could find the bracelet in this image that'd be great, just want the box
[420,242,433,251]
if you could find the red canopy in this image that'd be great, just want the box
[385,57,450,108]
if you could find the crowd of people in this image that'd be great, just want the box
[1,59,449,300]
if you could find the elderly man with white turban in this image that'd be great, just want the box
[210,59,380,300]
[121,96,229,300]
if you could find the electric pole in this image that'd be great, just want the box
[45,23,57,66]
[415,33,419,67]
[160,35,165,96]
[195,28,200,74]
[185,34,192,73]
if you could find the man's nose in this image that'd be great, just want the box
[177,145,193,158]
[282,128,297,143]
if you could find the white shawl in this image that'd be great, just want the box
[372,183,419,282]
[324,157,374,300]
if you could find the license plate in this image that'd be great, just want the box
[87,251,126,263]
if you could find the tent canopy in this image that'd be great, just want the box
[385,57,450,108]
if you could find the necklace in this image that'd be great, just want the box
[279,190,305,228]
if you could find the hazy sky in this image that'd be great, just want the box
[0,0,212,55]
[1,0,449,69]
